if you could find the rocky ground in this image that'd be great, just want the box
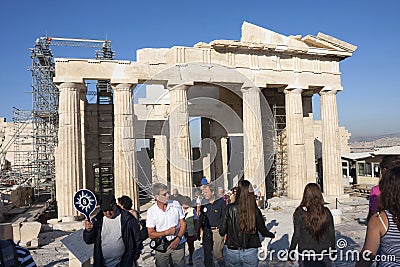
[30,196,371,267]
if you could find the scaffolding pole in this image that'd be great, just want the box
[27,36,115,200]
[29,37,59,200]
[271,104,288,197]
[11,108,33,186]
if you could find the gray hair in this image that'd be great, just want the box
[152,183,168,196]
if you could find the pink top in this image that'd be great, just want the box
[369,185,381,212]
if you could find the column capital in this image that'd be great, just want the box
[167,82,193,91]
[319,86,343,95]
[111,83,136,91]
[240,86,260,94]
[284,87,303,95]
[285,84,307,90]
[56,82,86,91]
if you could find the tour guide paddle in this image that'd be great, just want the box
[73,189,97,222]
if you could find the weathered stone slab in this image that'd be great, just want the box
[20,221,41,246]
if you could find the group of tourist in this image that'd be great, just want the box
[81,154,400,267]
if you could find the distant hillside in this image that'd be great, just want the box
[349,133,400,152]
[350,133,400,143]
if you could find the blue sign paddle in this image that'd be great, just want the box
[74,189,97,222]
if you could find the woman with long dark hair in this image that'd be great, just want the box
[288,183,335,267]
[219,180,275,266]
[356,166,400,266]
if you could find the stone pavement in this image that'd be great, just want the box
[30,196,371,266]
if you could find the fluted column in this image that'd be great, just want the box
[221,137,229,191]
[168,84,192,197]
[113,83,139,210]
[320,87,343,195]
[153,135,168,184]
[201,118,212,180]
[285,87,307,199]
[201,143,212,180]
[80,90,87,189]
[55,82,85,221]
[242,87,265,191]
[213,136,224,189]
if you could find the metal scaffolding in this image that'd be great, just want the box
[271,104,288,197]
[11,109,33,186]
[28,37,59,199]
[2,37,115,201]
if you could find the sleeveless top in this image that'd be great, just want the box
[378,210,400,266]
[184,207,198,236]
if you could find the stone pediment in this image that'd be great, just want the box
[241,21,309,49]
[196,22,356,58]
[225,21,357,54]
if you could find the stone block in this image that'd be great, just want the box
[69,251,90,267]
[47,218,60,226]
[30,237,39,248]
[20,221,41,244]
[9,186,34,207]
[53,221,84,232]
[331,209,342,225]
[11,218,25,243]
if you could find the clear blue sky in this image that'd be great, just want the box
[0,0,399,138]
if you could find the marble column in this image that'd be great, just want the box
[201,143,212,180]
[55,82,85,221]
[113,83,139,210]
[168,84,192,197]
[284,87,307,199]
[242,87,265,191]
[221,137,229,191]
[79,90,87,189]
[201,118,212,180]
[303,114,317,184]
[303,92,316,184]
[153,135,168,184]
[213,136,224,190]
[320,87,343,195]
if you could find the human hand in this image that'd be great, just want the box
[165,226,177,236]
[168,237,180,250]
[84,219,93,231]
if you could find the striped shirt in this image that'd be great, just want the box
[379,210,400,266]
[16,245,37,267]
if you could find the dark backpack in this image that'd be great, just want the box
[0,240,18,267]
[139,219,149,242]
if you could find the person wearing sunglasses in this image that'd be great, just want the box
[146,183,187,267]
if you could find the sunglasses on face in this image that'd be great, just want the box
[160,191,169,196]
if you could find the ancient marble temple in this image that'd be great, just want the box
[53,22,356,221]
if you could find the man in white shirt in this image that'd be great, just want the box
[147,183,186,267]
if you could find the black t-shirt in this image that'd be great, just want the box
[200,197,226,228]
